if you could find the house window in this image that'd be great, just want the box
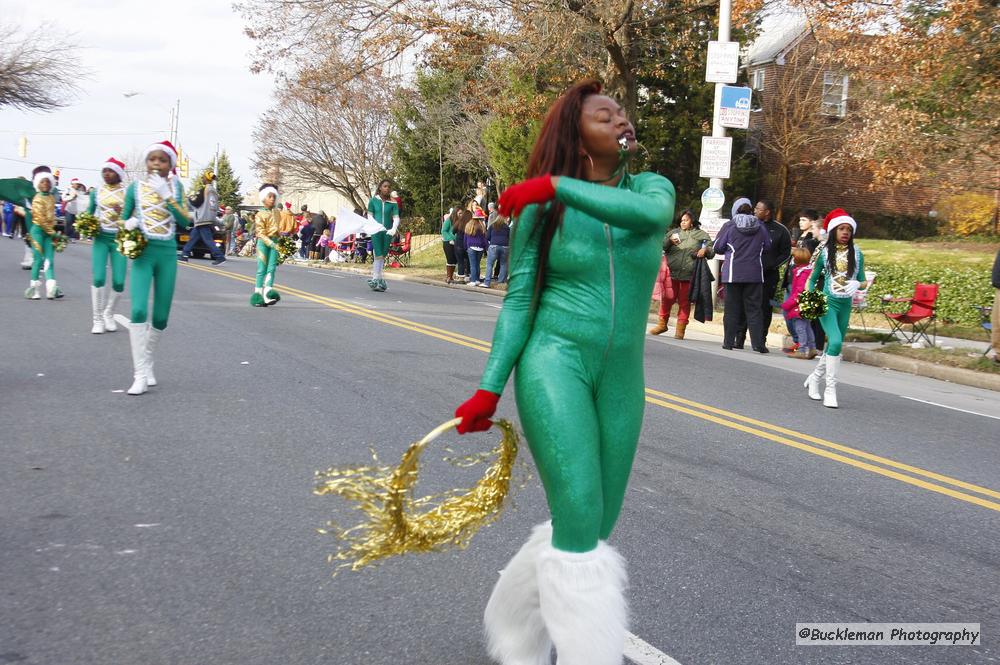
[821,72,849,117]
[751,68,765,91]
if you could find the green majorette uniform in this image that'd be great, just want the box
[119,141,190,396]
[804,209,865,409]
[251,183,281,307]
[86,157,129,333]
[24,167,62,300]
[476,172,674,665]
[366,191,399,292]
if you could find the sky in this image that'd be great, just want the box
[0,0,276,192]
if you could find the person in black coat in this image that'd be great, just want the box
[991,248,1000,363]
[756,199,791,337]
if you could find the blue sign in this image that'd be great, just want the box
[719,85,752,129]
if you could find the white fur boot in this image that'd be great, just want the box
[91,286,106,333]
[127,322,149,395]
[45,278,60,299]
[484,523,553,665]
[823,355,840,408]
[804,353,826,401]
[21,245,34,269]
[25,279,40,299]
[102,290,121,331]
[145,326,161,387]
[537,542,628,665]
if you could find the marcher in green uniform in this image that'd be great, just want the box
[453,81,674,665]
[86,157,128,333]
[119,140,190,396]
[251,183,282,306]
[366,179,400,292]
[24,166,63,300]
[804,208,866,409]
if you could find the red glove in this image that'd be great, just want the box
[497,176,556,218]
[454,390,500,434]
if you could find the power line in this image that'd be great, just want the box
[0,130,168,136]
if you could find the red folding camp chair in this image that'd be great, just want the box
[882,283,938,346]
[388,231,412,267]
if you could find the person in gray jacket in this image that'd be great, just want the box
[179,172,225,264]
[714,197,772,352]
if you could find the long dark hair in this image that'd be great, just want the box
[825,227,856,278]
[520,79,603,308]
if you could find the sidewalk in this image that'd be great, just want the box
[287,258,1000,392]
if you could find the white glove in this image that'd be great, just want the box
[840,279,860,297]
[388,225,399,238]
[124,218,139,231]
[149,174,174,201]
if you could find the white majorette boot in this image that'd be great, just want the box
[127,322,149,395]
[102,290,121,331]
[21,245,34,269]
[804,353,826,401]
[45,278,60,299]
[264,274,280,305]
[91,286,106,333]
[145,326,161,387]
[25,279,40,299]
[536,541,628,665]
[484,523,553,665]
[823,355,841,408]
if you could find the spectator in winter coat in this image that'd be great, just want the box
[756,199,791,335]
[483,214,510,287]
[780,247,817,359]
[298,220,314,259]
[714,197,772,352]
[649,208,714,339]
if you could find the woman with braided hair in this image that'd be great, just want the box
[119,140,191,395]
[24,166,63,300]
[453,80,674,665]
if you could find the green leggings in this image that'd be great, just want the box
[514,334,644,553]
[30,227,54,280]
[255,240,279,288]
[92,232,126,291]
[130,239,177,331]
[820,296,853,356]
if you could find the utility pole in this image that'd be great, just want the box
[710,0,732,195]
[438,126,444,232]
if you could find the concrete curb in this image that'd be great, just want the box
[290,260,1000,392]
[841,345,1000,392]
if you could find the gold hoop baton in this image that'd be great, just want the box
[315,417,519,573]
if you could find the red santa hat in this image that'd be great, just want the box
[823,208,857,235]
[102,157,126,181]
[143,140,178,168]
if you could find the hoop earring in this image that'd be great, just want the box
[583,152,595,172]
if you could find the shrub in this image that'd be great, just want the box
[866,263,994,326]
[936,193,997,237]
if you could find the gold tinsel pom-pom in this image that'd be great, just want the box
[313,418,520,574]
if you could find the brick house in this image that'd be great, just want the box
[743,17,940,227]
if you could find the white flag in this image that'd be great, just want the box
[332,207,386,243]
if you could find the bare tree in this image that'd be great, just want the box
[0,22,84,112]
[253,78,396,209]
[756,38,847,220]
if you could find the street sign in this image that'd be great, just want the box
[706,41,740,83]
[699,136,733,179]
[699,208,727,240]
[701,187,725,212]
[719,85,752,129]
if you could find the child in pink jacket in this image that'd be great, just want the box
[781,247,816,359]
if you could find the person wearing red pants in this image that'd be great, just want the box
[649,208,714,338]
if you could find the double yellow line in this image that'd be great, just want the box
[184,262,1000,513]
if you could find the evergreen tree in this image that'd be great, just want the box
[207,151,243,210]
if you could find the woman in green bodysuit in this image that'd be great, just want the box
[119,140,191,396]
[86,157,128,333]
[454,81,675,665]
[24,166,62,300]
[804,208,866,409]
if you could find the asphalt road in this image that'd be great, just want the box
[2,239,999,665]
